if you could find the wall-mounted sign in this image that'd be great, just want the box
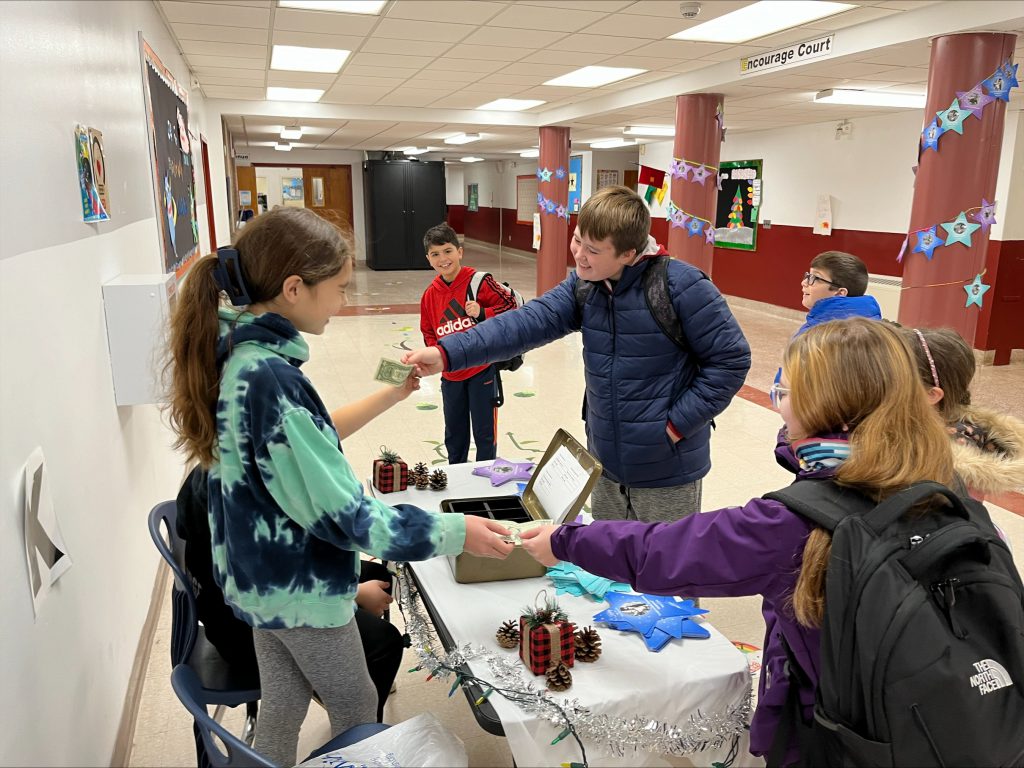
[740,34,834,76]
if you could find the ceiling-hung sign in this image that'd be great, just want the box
[740,34,835,76]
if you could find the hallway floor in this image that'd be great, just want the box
[129,243,1024,767]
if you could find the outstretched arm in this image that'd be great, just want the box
[329,375,420,440]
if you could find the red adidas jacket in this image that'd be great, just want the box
[420,266,518,381]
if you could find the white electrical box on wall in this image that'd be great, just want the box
[101,273,177,406]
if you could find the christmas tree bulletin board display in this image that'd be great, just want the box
[140,36,199,276]
[715,159,762,252]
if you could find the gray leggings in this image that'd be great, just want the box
[252,622,376,767]
[590,474,702,523]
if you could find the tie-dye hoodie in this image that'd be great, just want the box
[208,307,466,629]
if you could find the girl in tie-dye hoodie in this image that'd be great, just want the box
[166,208,512,766]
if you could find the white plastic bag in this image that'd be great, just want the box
[296,712,467,768]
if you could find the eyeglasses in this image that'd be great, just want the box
[769,382,790,407]
[803,272,841,289]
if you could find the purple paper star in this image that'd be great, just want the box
[537,192,545,205]
[956,86,994,119]
[472,458,535,486]
[690,165,712,186]
[667,203,689,229]
[538,196,547,211]
[556,204,567,219]
[896,236,908,264]
[704,224,715,245]
[972,198,996,232]
[669,158,689,180]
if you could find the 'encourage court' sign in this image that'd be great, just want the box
[740,35,835,76]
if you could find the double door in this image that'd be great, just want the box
[364,159,446,270]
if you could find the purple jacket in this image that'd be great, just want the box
[551,496,819,760]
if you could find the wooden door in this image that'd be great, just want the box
[236,165,257,222]
[623,169,639,191]
[303,165,354,233]
[200,136,217,250]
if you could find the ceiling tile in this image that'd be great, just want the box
[519,49,608,66]
[698,44,769,63]
[486,4,608,31]
[322,86,397,104]
[442,44,527,61]
[160,1,270,27]
[266,71,338,87]
[270,30,365,50]
[202,85,267,99]
[461,27,566,48]
[813,5,900,29]
[597,53,689,70]
[376,89,458,107]
[855,41,932,67]
[371,18,477,42]
[578,13,682,38]
[198,74,267,87]
[171,22,267,44]
[622,0,748,18]
[192,65,267,79]
[343,65,422,79]
[665,59,713,74]
[185,53,274,69]
[425,58,507,74]
[180,40,267,59]
[477,73,548,86]
[333,74,409,87]
[410,69,487,84]
[273,8,378,35]
[358,37,455,57]
[515,0,632,10]
[634,39,732,58]
[403,77,484,90]
[500,62,577,77]
[350,51,433,69]
[387,0,506,24]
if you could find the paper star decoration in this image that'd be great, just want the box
[686,217,704,237]
[1002,61,1019,90]
[690,165,712,186]
[472,458,535,486]
[593,592,710,652]
[937,98,969,135]
[956,86,994,119]
[913,227,942,260]
[537,167,553,182]
[964,274,991,308]
[983,69,1012,102]
[941,211,981,247]
[705,224,715,245]
[547,562,630,601]
[555,166,566,179]
[667,203,689,229]
[537,192,545,205]
[716,173,726,191]
[556,204,567,219]
[972,199,997,232]
[897,236,908,263]
[669,158,690,180]
[537,196,547,211]
[921,119,944,152]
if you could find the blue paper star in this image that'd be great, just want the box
[538,167,553,183]
[1002,61,1019,90]
[956,86,994,119]
[913,227,942,260]
[686,217,703,237]
[983,69,1012,102]
[921,119,944,152]
[472,458,535,486]
[964,274,990,308]
[941,211,981,247]
[972,198,997,232]
[545,199,556,214]
[937,98,969,135]
[555,167,566,179]
[593,593,709,651]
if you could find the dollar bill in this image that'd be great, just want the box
[499,519,553,545]
[374,357,414,387]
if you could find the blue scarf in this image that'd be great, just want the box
[791,435,851,473]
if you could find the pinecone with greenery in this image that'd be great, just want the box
[429,469,448,490]
[546,661,573,692]
[574,626,602,662]
[495,619,520,649]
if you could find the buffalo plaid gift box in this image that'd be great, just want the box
[372,447,408,494]
[519,616,575,675]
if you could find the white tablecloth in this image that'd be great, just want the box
[371,462,755,767]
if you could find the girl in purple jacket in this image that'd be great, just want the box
[522,317,956,763]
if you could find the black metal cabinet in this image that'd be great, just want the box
[363,159,446,270]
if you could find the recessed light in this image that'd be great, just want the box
[814,88,926,108]
[443,133,481,145]
[623,125,674,137]
[278,1,387,14]
[519,149,539,158]
[271,44,349,73]
[460,156,484,163]
[402,147,429,155]
[280,125,304,140]
[477,98,545,111]
[590,138,637,149]
[267,87,325,102]
[544,66,646,88]
[274,142,293,152]
[669,1,855,43]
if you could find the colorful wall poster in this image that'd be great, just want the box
[467,182,479,212]
[282,177,304,207]
[567,154,583,213]
[715,159,762,251]
[75,125,110,222]
[141,36,199,276]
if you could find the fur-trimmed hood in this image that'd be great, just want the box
[953,405,1024,495]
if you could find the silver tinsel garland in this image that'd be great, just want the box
[395,564,753,761]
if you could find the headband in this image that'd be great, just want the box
[913,328,940,389]
[212,247,252,306]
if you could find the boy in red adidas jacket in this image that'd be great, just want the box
[420,223,519,463]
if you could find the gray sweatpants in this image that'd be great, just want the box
[590,473,702,523]
[252,622,376,767]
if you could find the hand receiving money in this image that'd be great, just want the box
[374,357,415,387]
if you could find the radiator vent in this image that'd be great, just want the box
[867,273,902,320]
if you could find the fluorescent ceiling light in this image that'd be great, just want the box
[267,86,324,102]
[280,125,303,140]
[519,149,539,158]
[544,66,646,88]
[624,125,674,137]
[443,133,481,145]
[477,98,545,111]
[274,142,293,151]
[278,1,387,14]
[271,44,349,73]
[402,147,429,155]
[460,156,484,163]
[814,88,926,108]
[590,138,637,149]
[669,1,855,43]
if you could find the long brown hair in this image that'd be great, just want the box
[784,318,954,627]
[165,208,352,467]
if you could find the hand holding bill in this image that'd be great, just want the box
[520,525,559,567]
[401,347,445,377]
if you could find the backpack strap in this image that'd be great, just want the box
[466,271,487,302]
[763,479,874,533]
[641,256,688,352]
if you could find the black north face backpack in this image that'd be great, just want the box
[763,480,1024,767]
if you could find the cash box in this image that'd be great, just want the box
[443,429,602,583]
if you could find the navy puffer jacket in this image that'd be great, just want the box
[438,254,751,488]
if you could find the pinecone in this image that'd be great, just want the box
[574,626,602,663]
[546,661,573,692]
[413,462,429,478]
[429,469,448,490]
[495,619,520,649]
[414,472,430,490]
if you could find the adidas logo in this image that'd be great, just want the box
[436,317,475,336]
[969,658,1014,695]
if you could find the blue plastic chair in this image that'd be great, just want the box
[172,665,392,767]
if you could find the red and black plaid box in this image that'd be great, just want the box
[519,616,575,675]
[372,454,408,494]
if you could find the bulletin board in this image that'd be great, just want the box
[714,159,762,252]
[567,154,583,213]
[141,36,199,276]
[516,174,539,225]
[597,169,619,189]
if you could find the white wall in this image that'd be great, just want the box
[445,164,465,205]
[589,148,641,194]
[0,2,214,764]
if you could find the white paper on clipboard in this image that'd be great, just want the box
[533,445,591,524]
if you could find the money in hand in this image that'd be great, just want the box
[374,357,414,387]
